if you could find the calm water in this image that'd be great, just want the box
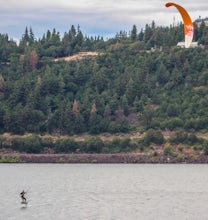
[1,164,208,220]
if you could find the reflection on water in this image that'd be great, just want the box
[1,164,208,220]
[20,206,28,210]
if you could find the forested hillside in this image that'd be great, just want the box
[0,20,208,142]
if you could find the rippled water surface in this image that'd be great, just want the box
[1,164,208,220]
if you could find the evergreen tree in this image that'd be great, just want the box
[131,25,137,41]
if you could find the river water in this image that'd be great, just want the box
[0,164,208,220]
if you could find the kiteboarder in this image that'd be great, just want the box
[20,190,27,203]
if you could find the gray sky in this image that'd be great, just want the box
[0,0,207,41]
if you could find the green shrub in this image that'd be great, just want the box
[54,138,77,153]
[177,154,184,162]
[85,136,104,153]
[143,129,164,146]
[169,129,188,144]
[165,117,183,130]
[12,135,42,153]
[108,138,122,153]
[164,146,172,155]
[0,155,21,163]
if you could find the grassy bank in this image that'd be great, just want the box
[1,130,208,163]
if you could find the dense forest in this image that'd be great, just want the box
[1,19,208,154]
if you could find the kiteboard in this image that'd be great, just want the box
[21,201,28,205]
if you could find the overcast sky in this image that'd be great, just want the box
[0,0,207,41]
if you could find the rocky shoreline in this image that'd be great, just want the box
[1,153,208,163]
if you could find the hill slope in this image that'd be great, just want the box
[1,22,208,155]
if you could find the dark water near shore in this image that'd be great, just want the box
[1,164,208,220]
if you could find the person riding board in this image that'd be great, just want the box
[20,190,27,203]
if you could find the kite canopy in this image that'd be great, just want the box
[165,2,194,48]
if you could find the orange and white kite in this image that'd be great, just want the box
[165,2,194,48]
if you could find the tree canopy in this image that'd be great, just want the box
[0,21,208,136]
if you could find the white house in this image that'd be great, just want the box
[177,42,198,48]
